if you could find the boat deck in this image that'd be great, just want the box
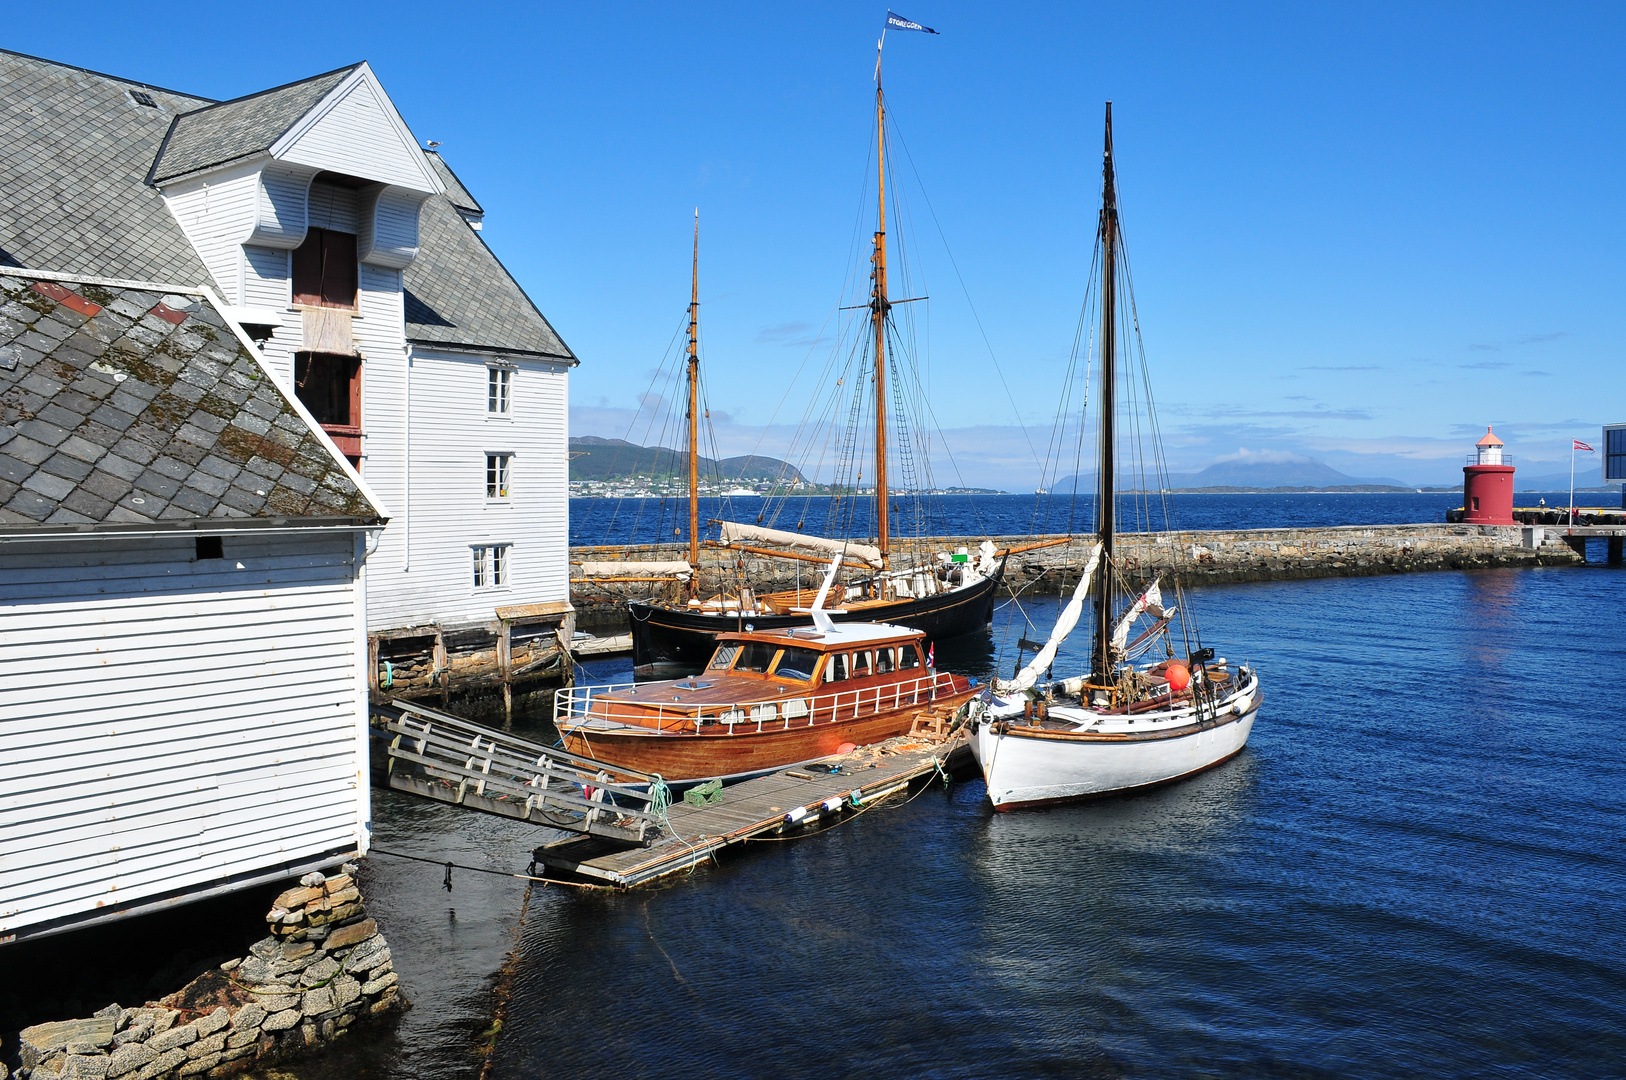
[534,731,967,887]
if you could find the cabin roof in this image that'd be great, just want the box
[0,268,385,531]
[718,621,924,651]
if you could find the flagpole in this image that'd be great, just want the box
[1570,441,1576,526]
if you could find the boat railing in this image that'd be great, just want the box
[554,671,964,735]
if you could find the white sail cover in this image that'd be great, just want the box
[579,561,692,579]
[1110,576,1162,653]
[718,521,884,569]
[995,542,1103,695]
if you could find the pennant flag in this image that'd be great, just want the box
[886,10,939,33]
[1575,439,1596,452]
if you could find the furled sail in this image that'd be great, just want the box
[579,561,692,579]
[1110,577,1162,653]
[718,521,884,569]
[995,542,1103,694]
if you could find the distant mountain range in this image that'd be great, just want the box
[569,437,805,484]
[1049,457,1410,493]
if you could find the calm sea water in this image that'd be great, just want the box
[254,543,1626,1080]
[569,491,1610,546]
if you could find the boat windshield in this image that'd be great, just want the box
[707,644,740,670]
[734,641,778,674]
[771,647,820,682]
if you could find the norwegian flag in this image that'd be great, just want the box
[926,643,935,669]
[1575,439,1596,452]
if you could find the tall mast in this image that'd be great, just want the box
[1091,103,1118,680]
[871,59,892,561]
[686,209,701,584]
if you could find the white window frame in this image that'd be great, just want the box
[486,452,512,501]
[487,365,513,416]
[471,543,511,591]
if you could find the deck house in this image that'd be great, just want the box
[0,268,387,943]
[0,49,580,703]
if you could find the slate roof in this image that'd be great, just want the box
[148,66,360,185]
[425,151,483,215]
[404,195,574,359]
[1,49,576,366]
[0,270,381,531]
[0,51,216,288]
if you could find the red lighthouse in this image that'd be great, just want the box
[1462,426,1515,525]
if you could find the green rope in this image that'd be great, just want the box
[648,773,673,830]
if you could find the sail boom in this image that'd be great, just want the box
[718,521,884,569]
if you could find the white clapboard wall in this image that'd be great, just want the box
[0,529,369,940]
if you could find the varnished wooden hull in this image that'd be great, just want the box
[563,688,978,782]
[628,560,1006,676]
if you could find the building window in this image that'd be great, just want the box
[1607,428,1626,482]
[486,454,512,499]
[292,227,358,309]
[295,351,362,464]
[472,544,509,589]
[1472,497,1480,511]
[488,367,512,414]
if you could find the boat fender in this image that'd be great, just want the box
[821,796,844,813]
[784,806,808,825]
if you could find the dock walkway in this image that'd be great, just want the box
[534,733,967,887]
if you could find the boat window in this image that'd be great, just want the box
[900,644,922,669]
[875,648,895,674]
[708,644,740,670]
[735,641,778,674]
[851,651,872,677]
[824,654,848,682]
[772,647,820,682]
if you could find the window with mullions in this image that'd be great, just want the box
[472,544,509,589]
[488,367,512,414]
[1607,428,1626,483]
[486,454,511,499]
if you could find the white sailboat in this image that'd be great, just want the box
[969,104,1263,809]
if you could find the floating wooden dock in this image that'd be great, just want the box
[534,732,969,887]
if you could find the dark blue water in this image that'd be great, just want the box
[569,491,1599,546]
[487,564,1626,1079]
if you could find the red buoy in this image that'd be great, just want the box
[1165,662,1191,691]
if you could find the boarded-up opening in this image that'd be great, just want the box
[292,227,358,310]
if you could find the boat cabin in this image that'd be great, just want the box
[577,622,948,734]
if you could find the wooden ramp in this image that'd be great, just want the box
[372,700,664,845]
[534,732,968,888]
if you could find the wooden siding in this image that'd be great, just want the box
[243,245,290,309]
[162,164,262,304]
[307,180,360,235]
[365,349,570,631]
[248,162,318,249]
[0,531,368,938]
[358,187,427,270]
[279,76,436,193]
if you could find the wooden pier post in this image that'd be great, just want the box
[498,620,513,722]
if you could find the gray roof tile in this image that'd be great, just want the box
[148,67,358,184]
[0,270,379,530]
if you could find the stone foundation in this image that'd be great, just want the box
[12,868,402,1080]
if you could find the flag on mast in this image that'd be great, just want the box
[1575,439,1596,453]
[886,10,939,33]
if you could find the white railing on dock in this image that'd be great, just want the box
[554,671,964,736]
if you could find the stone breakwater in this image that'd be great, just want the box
[11,868,401,1080]
[570,524,1582,630]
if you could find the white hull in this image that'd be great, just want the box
[970,672,1261,809]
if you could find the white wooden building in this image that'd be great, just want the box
[0,269,388,943]
[1,50,579,700]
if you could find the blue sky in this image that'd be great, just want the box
[8,2,1623,488]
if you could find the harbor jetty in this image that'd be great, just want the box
[571,523,1584,631]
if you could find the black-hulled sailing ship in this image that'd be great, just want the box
[627,42,1005,675]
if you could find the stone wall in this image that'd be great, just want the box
[569,524,1584,630]
[11,868,401,1080]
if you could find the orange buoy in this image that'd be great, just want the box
[1165,662,1191,691]
[837,742,858,754]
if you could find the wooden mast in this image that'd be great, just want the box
[686,209,701,590]
[1091,103,1118,680]
[871,59,892,562]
